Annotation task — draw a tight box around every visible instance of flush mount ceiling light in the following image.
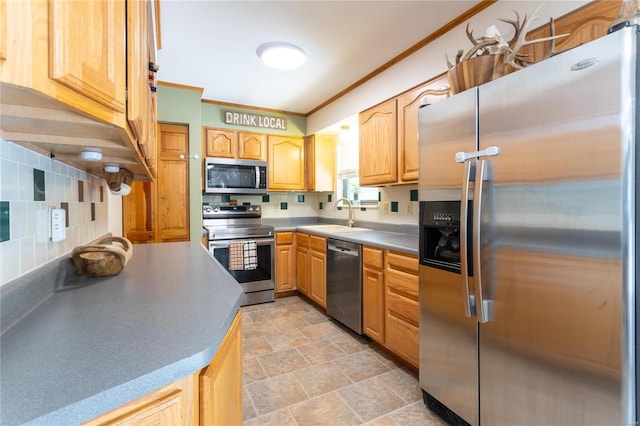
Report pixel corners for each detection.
[257,42,306,70]
[80,150,102,162]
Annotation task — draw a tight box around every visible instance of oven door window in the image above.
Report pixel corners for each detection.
[211,242,271,283]
[207,164,257,189]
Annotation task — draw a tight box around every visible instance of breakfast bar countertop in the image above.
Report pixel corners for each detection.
[0,241,243,426]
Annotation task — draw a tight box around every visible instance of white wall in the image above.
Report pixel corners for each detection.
[307,0,590,134]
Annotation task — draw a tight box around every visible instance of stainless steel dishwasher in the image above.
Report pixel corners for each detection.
[326,238,362,334]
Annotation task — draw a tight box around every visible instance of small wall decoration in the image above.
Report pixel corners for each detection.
[224,111,287,130]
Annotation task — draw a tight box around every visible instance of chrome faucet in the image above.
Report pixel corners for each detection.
[335,198,355,227]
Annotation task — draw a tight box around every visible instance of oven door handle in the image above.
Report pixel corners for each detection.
[209,238,274,249]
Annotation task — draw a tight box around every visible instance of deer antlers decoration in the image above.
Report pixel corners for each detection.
[447,2,569,70]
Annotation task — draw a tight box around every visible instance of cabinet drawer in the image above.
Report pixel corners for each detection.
[386,251,419,275]
[386,291,419,326]
[276,232,294,245]
[296,232,309,247]
[385,313,419,368]
[309,235,326,252]
[363,246,384,270]
[385,268,418,301]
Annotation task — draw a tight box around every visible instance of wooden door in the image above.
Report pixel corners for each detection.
[157,123,189,242]
[362,246,385,344]
[397,76,450,182]
[238,131,267,160]
[359,99,397,185]
[268,135,305,190]
[49,0,126,113]
[205,128,236,158]
[200,312,242,425]
[122,181,156,244]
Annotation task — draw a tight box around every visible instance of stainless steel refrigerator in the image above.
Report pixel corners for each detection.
[418,26,638,426]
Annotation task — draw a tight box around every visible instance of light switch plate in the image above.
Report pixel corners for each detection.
[51,208,66,242]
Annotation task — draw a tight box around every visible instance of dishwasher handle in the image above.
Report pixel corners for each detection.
[327,242,360,257]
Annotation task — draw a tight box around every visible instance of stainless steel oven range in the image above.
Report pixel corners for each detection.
[203,204,274,306]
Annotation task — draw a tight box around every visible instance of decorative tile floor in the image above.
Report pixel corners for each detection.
[241,295,446,426]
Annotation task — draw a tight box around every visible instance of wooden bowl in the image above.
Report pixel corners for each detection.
[72,236,133,277]
[447,54,515,94]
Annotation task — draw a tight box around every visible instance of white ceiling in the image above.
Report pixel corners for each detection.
[156,1,482,115]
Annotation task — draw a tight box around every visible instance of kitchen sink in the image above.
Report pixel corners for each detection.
[297,224,370,233]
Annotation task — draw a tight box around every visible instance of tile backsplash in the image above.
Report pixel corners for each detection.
[202,184,419,226]
[0,139,108,287]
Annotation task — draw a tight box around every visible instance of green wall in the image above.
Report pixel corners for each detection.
[157,85,307,241]
[157,85,203,242]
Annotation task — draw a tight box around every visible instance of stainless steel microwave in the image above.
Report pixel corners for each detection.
[204,157,268,194]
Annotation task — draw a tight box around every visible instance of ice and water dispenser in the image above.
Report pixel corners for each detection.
[419,200,473,275]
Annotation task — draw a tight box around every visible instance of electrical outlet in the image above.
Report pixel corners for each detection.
[381,202,389,214]
[51,208,66,242]
[407,202,413,215]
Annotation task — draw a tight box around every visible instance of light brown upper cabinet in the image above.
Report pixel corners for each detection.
[204,128,237,158]
[128,0,157,177]
[238,131,268,160]
[359,99,398,186]
[203,127,267,161]
[397,75,450,182]
[305,134,336,192]
[267,135,305,191]
[0,0,156,180]
[519,1,619,64]
[359,75,450,186]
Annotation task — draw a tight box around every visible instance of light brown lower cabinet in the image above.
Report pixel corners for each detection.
[199,312,242,425]
[362,246,385,344]
[84,312,242,426]
[308,235,327,308]
[362,248,419,369]
[384,251,419,368]
[295,233,310,296]
[275,232,296,293]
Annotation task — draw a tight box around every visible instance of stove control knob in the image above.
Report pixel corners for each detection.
[213,207,220,213]
[203,206,212,213]
[254,206,260,212]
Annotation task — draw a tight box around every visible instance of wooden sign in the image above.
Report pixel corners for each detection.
[224,111,287,130]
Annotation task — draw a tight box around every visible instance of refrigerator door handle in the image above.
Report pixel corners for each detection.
[455,145,500,163]
[460,159,476,318]
[474,158,493,323]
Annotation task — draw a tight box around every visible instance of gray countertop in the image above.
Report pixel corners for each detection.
[0,242,243,426]
[263,219,418,255]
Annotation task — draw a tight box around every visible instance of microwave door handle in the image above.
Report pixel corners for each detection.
[255,166,260,189]
[460,159,476,318]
